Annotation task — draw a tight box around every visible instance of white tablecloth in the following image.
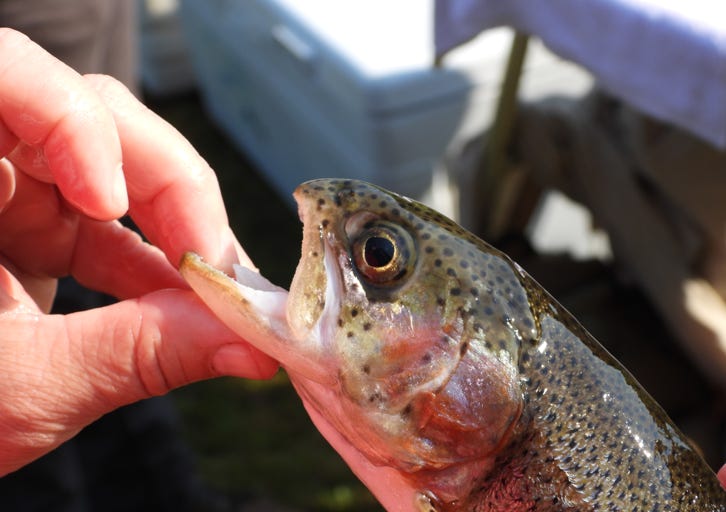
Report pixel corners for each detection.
[435,0,726,148]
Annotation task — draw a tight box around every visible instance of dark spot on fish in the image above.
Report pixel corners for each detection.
[363,322,372,331]
[446,267,457,277]
[369,392,382,403]
[333,193,342,206]
[317,198,325,206]
[312,251,319,257]
[460,341,469,356]
[434,259,442,267]
[337,318,343,327]
[425,246,434,254]
[470,288,479,297]
[347,331,354,338]
[422,233,431,240]
[498,339,507,349]
[436,297,446,306]
[391,208,400,216]
[415,223,424,230]
[421,353,432,363]
[351,308,359,317]
[450,288,461,296]
[442,247,453,257]
[401,403,413,417]
[321,219,329,227]
[459,260,469,269]
[362,364,371,374]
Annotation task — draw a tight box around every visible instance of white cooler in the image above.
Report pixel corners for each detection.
[178,0,590,216]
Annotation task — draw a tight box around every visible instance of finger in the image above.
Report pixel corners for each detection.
[0,161,78,277]
[0,289,278,476]
[70,218,186,300]
[719,464,726,489]
[84,74,249,273]
[62,290,278,406]
[0,159,15,214]
[0,28,127,219]
[0,261,45,312]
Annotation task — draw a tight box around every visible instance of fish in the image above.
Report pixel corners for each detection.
[180,179,726,511]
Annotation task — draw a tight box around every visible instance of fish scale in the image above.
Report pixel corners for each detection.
[290,179,726,511]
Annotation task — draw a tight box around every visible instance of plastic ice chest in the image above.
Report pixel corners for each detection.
[178,0,587,212]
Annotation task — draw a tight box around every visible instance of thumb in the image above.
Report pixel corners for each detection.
[63,290,279,407]
[0,289,277,475]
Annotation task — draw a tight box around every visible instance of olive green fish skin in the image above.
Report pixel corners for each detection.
[293,179,726,511]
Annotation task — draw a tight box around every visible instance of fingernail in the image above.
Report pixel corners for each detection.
[111,163,129,213]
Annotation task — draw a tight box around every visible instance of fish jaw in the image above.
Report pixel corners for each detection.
[179,252,334,385]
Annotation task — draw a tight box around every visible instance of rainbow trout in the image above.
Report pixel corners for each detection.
[180,179,726,511]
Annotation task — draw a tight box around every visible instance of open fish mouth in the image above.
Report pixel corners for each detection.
[179,252,334,386]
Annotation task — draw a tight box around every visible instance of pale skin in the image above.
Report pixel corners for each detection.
[0,27,722,508]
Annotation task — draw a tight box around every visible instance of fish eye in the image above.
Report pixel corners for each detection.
[363,236,395,268]
[351,222,416,285]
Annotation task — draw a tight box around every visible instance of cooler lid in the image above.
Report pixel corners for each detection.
[266,0,513,114]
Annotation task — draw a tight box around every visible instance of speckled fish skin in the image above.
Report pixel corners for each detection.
[291,178,726,512]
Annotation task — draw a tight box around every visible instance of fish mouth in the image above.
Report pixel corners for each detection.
[179,252,335,386]
[311,235,344,353]
[288,201,347,342]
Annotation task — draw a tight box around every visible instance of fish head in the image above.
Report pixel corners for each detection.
[289,179,532,485]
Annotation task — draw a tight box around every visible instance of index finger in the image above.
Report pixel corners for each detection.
[0,28,127,220]
[84,74,252,273]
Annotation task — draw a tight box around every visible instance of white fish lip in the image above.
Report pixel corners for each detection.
[179,252,335,386]
[309,233,344,357]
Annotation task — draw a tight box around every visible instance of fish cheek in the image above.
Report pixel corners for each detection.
[410,349,523,464]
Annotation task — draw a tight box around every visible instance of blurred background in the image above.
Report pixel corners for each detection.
[1,0,725,510]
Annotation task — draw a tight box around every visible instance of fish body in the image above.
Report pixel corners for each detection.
[181,179,726,511]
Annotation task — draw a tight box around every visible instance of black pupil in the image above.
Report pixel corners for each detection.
[364,236,395,268]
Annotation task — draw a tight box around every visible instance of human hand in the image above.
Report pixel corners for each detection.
[0,28,277,475]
